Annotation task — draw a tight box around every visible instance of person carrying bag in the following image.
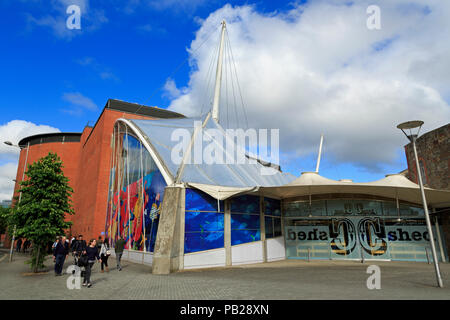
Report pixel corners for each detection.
[99,237,111,273]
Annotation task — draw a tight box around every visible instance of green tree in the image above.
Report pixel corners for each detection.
[10,152,74,272]
[0,206,11,235]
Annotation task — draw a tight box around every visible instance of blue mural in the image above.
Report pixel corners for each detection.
[185,188,225,254]
[185,211,224,233]
[230,194,260,214]
[231,213,261,246]
[184,232,224,254]
[143,170,166,252]
[185,188,224,212]
[264,197,281,216]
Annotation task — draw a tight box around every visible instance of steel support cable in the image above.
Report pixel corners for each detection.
[134,24,221,115]
[199,33,221,118]
[226,34,240,129]
[224,36,230,129]
[226,29,249,130]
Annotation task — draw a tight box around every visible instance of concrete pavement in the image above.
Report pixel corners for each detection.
[1,249,449,300]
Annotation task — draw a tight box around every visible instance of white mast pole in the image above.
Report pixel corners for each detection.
[212,20,227,123]
[315,134,324,173]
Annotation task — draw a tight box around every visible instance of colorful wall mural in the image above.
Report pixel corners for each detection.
[105,128,166,253]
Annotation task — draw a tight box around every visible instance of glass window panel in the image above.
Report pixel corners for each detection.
[231,213,260,230]
[327,200,353,216]
[352,200,382,216]
[184,232,224,254]
[230,195,260,214]
[273,218,282,237]
[185,211,224,233]
[264,197,281,216]
[399,204,424,216]
[382,201,398,216]
[310,201,326,216]
[185,188,223,212]
[283,202,310,217]
[265,217,274,238]
[231,229,260,246]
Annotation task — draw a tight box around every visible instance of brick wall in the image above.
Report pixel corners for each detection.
[71,109,158,241]
[405,123,449,190]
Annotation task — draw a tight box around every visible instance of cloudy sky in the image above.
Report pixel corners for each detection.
[0,0,449,201]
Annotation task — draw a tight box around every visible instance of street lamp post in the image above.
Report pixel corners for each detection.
[397,121,444,288]
[4,141,29,263]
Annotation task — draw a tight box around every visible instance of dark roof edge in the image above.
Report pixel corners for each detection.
[82,99,186,147]
[18,132,82,147]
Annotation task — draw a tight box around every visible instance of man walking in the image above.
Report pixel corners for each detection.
[72,235,86,265]
[53,236,69,276]
[115,236,125,271]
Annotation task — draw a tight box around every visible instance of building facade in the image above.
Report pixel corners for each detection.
[6,109,450,272]
[3,100,183,248]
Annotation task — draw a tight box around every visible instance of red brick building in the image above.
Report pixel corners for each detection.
[5,99,183,245]
[404,122,450,254]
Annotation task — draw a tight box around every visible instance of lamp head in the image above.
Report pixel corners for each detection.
[397,120,424,142]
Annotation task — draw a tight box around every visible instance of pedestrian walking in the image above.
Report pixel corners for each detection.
[115,235,125,271]
[72,234,86,265]
[16,238,22,252]
[97,235,103,250]
[99,237,111,273]
[83,239,101,288]
[23,239,31,253]
[53,236,69,276]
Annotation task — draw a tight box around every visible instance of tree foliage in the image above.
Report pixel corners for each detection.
[0,206,11,235]
[11,152,74,272]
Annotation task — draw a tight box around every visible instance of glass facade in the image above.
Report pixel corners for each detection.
[264,197,282,239]
[230,195,261,246]
[184,191,283,252]
[184,188,225,253]
[105,123,166,252]
[283,197,447,262]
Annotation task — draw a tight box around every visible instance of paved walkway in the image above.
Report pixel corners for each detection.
[1,249,450,300]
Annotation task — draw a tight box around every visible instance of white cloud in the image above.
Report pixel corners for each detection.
[0,163,18,202]
[167,1,450,173]
[0,120,60,201]
[62,92,98,115]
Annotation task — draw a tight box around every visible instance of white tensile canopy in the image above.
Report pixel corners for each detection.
[119,117,450,207]
[258,172,450,208]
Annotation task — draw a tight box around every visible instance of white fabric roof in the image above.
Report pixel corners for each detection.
[124,116,295,198]
[258,172,450,208]
[122,117,450,207]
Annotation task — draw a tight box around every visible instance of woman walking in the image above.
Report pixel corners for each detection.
[99,237,111,273]
[83,239,101,288]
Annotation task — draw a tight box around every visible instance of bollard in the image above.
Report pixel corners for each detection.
[425,247,431,264]
[361,246,365,264]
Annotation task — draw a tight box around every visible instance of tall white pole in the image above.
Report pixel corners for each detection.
[412,136,443,288]
[315,134,324,173]
[212,20,227,123]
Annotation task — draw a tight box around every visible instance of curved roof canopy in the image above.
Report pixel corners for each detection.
[259,172,450,208]
[119,117,450,206]
[119,116,295,199]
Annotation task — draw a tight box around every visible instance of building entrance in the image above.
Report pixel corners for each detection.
[284,217,447,262]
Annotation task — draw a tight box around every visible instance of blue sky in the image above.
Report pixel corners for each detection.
[0,0,296,131]
[1,0,449,200]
